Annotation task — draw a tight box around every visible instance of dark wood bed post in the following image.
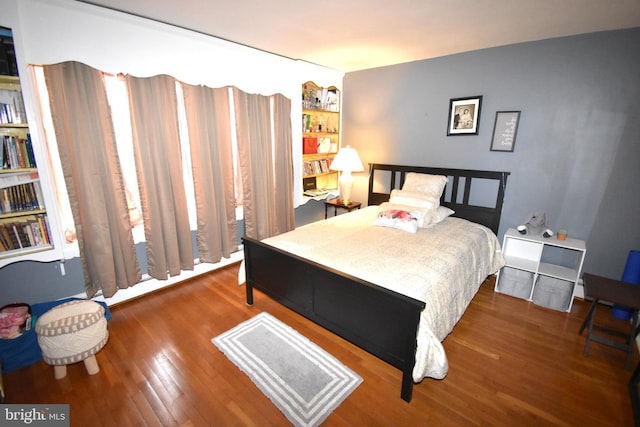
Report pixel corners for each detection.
[244,246,254,306]
[245,279,254,306]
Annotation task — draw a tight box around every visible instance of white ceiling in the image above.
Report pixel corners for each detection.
[79,0,640,72]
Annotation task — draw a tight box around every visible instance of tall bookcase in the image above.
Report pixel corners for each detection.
[0,74,54,266]
[302,81,340,197]
[0,26,62,269]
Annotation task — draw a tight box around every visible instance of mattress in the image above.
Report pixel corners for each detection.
[257,205,505,381]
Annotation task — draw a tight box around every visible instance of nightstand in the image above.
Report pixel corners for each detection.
[324,199,361,219]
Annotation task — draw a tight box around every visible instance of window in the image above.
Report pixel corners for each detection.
[103,74,145,238]
[31,66,248,254]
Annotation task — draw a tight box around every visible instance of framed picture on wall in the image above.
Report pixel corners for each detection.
[447,96,482,136]
[490,111,521,152]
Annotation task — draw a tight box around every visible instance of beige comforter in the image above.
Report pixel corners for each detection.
[256,206,505,382]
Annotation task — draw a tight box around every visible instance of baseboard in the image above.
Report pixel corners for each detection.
[574,281,584,299]
[71,250,244,307]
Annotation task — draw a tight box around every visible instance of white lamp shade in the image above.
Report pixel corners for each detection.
[330,145,364,173]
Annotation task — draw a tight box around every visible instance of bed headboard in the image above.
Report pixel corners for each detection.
[367,164,510,234]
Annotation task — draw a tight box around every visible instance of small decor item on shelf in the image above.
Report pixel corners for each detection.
[557,229,567,240]
[303,137,317,154]
[317,137,332,153]
[516,212,553,238]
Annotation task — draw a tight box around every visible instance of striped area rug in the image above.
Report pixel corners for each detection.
[212,312,362,427]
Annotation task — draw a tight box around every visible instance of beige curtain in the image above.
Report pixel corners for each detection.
[181,84,237,262]
[125,75,194,279]
[43,62,140,298]
[234,88,294,239]
[272,94,295,233]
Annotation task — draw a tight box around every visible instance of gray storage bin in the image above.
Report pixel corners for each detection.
[497,267,534,299]
[532,276,573,311]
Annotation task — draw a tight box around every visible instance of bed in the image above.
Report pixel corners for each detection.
[241,164,509,402]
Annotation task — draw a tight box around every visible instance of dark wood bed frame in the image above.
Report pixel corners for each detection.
[242,164,509,402]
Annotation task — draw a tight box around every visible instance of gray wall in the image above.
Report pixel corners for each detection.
[342,28,640,280]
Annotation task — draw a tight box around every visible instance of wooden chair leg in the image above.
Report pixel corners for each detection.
[627,310,640,370]
[54,365,67,380]
[583,302,598,357]
[629,361,640,425]
[579,299,598,335]
[84,355,100,375]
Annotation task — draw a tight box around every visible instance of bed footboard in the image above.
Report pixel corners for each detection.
[242,236,425,402]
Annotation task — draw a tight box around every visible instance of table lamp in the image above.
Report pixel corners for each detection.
[329,145,364,205]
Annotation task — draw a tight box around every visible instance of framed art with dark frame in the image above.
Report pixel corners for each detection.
[490,111,521,152]
[447,96,482,136]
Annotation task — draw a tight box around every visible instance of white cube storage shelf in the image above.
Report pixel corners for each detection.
[495,228,586,312]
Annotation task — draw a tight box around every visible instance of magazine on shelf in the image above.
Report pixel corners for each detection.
[303,188,329,197]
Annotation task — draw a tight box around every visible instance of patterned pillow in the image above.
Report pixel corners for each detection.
[373,202,427,233]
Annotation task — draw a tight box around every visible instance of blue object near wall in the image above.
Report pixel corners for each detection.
[612,250,640,320]
[0,298,111,373]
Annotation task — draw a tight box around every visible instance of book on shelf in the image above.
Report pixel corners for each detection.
[33,180,44,209]
[0,88,26,124]
[1,134,36,169]
[0,33,18,77]
[0,214,50,252]
[302,158,333,177]
[0,223,14,249]
[0,181,42,214]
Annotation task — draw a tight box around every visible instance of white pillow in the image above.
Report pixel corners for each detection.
[389,189,439,210]
[373,202,429,233]
[401,173,448,200]
[419,206,456,229]
[433,206,455,224]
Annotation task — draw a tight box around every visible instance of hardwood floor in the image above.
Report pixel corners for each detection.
[4,263,637,426]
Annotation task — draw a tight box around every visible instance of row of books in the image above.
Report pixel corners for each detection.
[0,214,51,252]
[303,158,332,177]
[0,89,26,124]
[1,181,44,214]
[2,134,36,170]
[0,33,18,77]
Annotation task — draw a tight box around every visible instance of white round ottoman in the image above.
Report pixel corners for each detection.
[36,300,109,380]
